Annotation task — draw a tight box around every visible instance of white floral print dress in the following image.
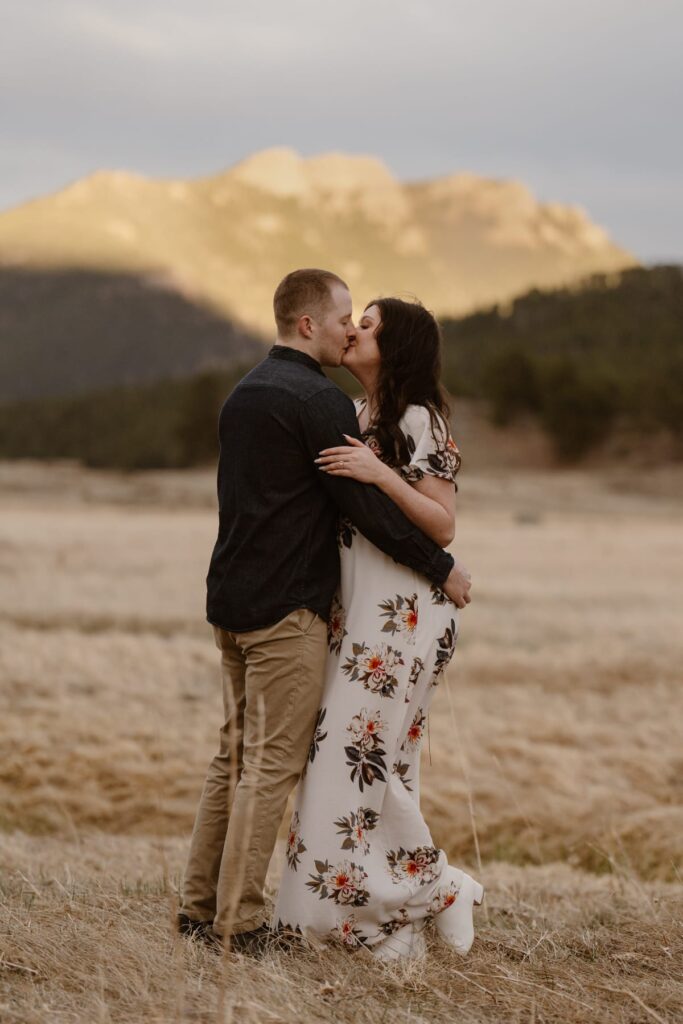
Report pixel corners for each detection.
[274,403,463,954]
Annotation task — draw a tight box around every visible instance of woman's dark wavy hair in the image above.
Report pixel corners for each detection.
[364,297,451,468]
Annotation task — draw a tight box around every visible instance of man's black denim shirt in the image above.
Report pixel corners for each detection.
[206,345,454,632]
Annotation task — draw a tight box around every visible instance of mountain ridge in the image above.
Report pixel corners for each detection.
[0,148,635,333]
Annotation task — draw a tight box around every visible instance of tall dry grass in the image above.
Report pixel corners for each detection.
[2,832,681,1024]
[1,460,682,1022]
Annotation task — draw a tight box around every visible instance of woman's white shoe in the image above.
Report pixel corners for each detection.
[373,922,427,961]
[433,868,484,955]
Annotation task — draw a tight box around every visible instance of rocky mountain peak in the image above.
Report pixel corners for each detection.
[0,148,636,332]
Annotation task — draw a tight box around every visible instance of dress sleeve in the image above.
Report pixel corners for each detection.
[399,405,462,489]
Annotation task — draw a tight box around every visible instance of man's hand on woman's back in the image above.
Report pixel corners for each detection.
[442,558,472,609]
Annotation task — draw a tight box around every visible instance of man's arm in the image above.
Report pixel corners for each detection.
[300,387,454,587]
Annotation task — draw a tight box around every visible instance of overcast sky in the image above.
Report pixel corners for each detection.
[1,0,681,261]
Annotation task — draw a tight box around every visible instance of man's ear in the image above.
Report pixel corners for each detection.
[297,314,314,339]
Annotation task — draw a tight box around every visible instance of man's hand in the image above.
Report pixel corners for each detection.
[441,558,472,609]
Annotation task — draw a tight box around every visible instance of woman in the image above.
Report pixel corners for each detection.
[274,298,483,960]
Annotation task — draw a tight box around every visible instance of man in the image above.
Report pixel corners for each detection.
[178,268,471,955]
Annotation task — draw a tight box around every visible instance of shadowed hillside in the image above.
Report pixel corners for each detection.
[0,267,264,401]
[1,266,681,467]
[441,265,683,458]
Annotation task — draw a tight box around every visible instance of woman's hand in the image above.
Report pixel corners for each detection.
[315,434,387,485]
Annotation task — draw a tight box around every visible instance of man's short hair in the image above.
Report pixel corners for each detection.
[273,268,348,336]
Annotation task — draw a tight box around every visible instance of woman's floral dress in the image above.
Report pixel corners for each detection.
[274,403,463,953]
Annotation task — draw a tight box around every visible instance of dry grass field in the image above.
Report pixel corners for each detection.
[1,459,682,1023]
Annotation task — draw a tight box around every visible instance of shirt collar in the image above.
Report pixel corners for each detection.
[268,344,325,376]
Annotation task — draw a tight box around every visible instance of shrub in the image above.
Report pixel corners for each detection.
[538,358,618,460]
[483,347,540,425]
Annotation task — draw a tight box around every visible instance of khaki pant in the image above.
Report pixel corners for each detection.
[181,608,328,936]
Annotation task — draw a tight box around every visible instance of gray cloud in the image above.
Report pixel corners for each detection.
[0,0,681,259]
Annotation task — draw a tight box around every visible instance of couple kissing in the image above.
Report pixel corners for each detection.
[177,268,482,962]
